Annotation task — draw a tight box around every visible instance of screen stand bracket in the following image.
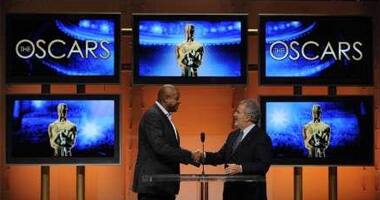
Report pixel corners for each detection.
[77,166,85,200]
[329,166,337,200]
[200,181,209,200]
[328,86,337,96]
[293,85,302,96]
[294,167,302,200]
[41,166,50,200]
[77,84,85,94]
[41,84,51,94]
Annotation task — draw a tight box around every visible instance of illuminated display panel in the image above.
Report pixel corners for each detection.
[259,15,373,85]
[260,96,374,165]
[6,95,120,164]
[6,13,120,83]
[133,14,247,84]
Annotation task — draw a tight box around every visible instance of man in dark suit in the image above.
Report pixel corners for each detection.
[201,99,272,200]
[133,84,200,200]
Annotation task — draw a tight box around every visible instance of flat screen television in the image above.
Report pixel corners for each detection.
[260,96,374,165]
[133,13,247,84]
[259,15,373,85]
[6,95,120,164]
[6,13,120,83]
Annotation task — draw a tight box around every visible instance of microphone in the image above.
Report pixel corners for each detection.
[200,132,206,175]
[200,132,205,143]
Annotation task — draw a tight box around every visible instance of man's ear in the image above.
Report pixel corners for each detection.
[245,114,251,122]
[247,114,256,123]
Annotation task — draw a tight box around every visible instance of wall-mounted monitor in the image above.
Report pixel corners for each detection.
[6,95,120,164]
[133,13,247,84]
[260,96,373,165]
[259,15,373,85]
[6,13,120,83]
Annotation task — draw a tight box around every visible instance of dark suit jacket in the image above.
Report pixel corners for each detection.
[205,126,272,200]
[133,104,195,195]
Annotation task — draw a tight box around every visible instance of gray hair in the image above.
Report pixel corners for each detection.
[240,99,261,124]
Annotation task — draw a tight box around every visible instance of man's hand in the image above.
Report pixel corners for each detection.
[225,164,242,175]
[192,150,202,163]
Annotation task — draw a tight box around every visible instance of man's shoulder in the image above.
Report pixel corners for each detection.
[147,104,159,113]
[227,129,241,139]
[143,105,163,118]
[258,129,273,147]
[229,129,240,135]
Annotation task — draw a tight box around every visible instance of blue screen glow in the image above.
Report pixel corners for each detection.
[7,14,119,81]
[137,20,243,77]
[9,99,116,157]
[264,99,372,164]
[261,16,372,84]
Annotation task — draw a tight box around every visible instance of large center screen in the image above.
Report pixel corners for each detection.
[133,14,247,84]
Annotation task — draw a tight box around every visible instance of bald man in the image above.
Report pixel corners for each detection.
[133,84,200,200]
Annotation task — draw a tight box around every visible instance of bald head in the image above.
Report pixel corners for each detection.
[157,84,180,112]
[157,84,177,101]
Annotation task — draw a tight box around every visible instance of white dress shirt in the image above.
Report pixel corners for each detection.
[240,123,256,142]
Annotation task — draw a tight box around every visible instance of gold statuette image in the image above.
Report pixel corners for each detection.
[48,103,77,157]
[303,105,331,158]
[176,24,204,77]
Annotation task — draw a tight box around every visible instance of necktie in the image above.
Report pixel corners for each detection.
[232,130,244,152]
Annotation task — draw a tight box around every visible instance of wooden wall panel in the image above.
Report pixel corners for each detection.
[50,166,76,200]
[7,166,40,200]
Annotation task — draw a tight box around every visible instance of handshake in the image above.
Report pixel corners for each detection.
[191,150,203,163]
[190,150,243,175]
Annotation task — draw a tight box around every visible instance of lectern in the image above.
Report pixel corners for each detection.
[143,174,265,200]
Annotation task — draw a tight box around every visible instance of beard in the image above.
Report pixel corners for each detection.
[167,104,179,112]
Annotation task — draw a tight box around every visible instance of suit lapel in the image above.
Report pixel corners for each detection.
[228,126,259,159]
[176,129,180,145]
[153,105,179,145]
[226,130,240,160]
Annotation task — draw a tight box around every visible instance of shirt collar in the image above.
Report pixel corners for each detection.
[155,101,171,118]
[242,123,256,135]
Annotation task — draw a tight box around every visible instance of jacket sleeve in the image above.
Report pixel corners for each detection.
[204,134,231,166]
[241,134,272,175]
[142,111,193,164]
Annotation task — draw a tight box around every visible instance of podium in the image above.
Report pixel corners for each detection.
[143,174,265,200]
